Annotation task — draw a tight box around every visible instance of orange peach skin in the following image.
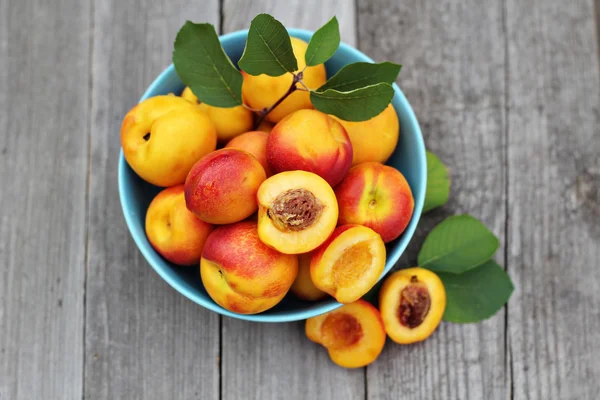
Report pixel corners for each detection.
[225,131,273,176]
[306,300,386,368]
[121,96,217,186]
[310,224,386,303]
[145,185,213,266]
[332,104,399,166]
[201,221,298,314]
[290,253,327,301]
[267,109,353,187]
[185,149,266,224]
[181,86,254,142]
[335,162,414,243]
[242,37,327,123]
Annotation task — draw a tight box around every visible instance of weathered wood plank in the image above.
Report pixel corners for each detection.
[505,0,600,398]
[357,1,509,399]
[84,2,220,399]
[0,0,90,398]
[220,2,365,400]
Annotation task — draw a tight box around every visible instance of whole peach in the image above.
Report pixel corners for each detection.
[225,131,273,176]
[242,37,327,123]
[145,185,214,266]
[267,109,353,187]
[121,96,217,186]
[332,104,399,166]
[185,149,266,224]
[201,221,298,314]
[335,162,414,243]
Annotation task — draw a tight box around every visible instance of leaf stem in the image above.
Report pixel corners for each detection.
[253,72,302,128]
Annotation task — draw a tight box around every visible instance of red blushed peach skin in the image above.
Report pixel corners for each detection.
[185,148,266,224]
[310,225,386,303]
[290,253,327,301]
[145,185,214,266]
[335,162,414,243]
[200,221,298,314]
[225,131,273,176]
[379,268,446,344]
[257,171,338,254]
[267,109,353,187]
[306,300,386,368]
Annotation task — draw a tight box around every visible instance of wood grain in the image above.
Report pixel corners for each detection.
[357,1,509,399]
[505,0,600,398]
[0,0,90,398]
[220,2,365,400]
[83,1,220,399]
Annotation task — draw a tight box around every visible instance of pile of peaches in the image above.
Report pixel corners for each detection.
[122,38,444,368]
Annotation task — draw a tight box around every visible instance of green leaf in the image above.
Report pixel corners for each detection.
[238,14,298,76]
[310,83,394,122]
[439,260,514,323]
[423,151,451,213]
[305,17,340,66]
[173,22,243,108]
[418,215,499,274]
[317,62,401,92]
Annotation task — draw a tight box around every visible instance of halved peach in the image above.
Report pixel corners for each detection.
[379,267,446,344]
[306,300,386,368]
[257,171,338,254]
[290,252,327,301]
[310,225,386,303]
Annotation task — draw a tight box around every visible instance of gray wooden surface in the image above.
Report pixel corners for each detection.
[1,0,599,399]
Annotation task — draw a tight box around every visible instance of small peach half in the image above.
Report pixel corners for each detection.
[257,170,338,254]
[379,267,446,344]
[311,225,386,304]
[306,300,386,368]
[290,252,327,301]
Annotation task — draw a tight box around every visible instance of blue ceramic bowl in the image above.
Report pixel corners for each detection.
[118,28,426,322]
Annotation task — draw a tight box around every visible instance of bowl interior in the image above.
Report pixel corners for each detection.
[118,29,426,322]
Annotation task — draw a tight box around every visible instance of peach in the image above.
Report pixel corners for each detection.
[290,252,327,301]
[225,131,273,176]
[200,221,298,314]
[379,268,446,344]
[181,86,254,142]
[145,185,213,266]
[311,224,386,304]
[185,148,266,224]
[256,120,274,133]
[306,300,386,368]
[332,104,399,166]
[267,109,353,187]
[242,37,327,123]
[335,162,414,243]
[257,171,338,254]
[121,96,217,186]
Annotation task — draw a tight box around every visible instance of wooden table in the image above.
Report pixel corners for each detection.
[2,0,599,398]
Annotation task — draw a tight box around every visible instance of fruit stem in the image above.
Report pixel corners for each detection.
[253,72,303,129]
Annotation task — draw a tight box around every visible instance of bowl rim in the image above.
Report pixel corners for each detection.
[118,28,426,322]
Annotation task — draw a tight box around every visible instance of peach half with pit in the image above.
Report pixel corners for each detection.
[379,267,446,344]
[310,224,386,304]
[257,170,338,255]
[306,300,386,368]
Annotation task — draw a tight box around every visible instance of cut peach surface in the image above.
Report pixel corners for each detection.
[379,268,446,344]
[290,252,327,301]
[184,148,266,224]
[200,221,298,314]
[257,171,338,254]
[145,185,213,266]
[306,300,386,368]
[335,162,414,243]
[310,225,386,304]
